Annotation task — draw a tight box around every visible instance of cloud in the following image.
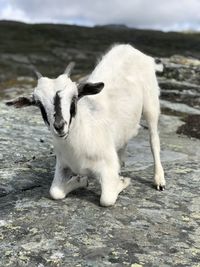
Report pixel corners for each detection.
[0,0,199,31]
[0,1,29,22]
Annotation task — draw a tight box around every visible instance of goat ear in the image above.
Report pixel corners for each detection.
[78,82,104,99]
[6,96,35,108]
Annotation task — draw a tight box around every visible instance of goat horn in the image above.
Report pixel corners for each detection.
[34,70,43,79]
[30,64,43,79]
[64,62,75,76]
[28,58,43,79]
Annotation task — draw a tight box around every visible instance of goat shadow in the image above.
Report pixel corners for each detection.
[7,154,101,206]
[1,154,156,211]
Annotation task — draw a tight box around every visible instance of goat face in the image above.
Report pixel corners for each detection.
[33,74,78,139]
[6,73,104,139]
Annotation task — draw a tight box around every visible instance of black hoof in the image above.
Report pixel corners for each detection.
[157,185,165,191]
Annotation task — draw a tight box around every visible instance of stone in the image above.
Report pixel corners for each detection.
[0,39,200,266]
[0,89,200,266]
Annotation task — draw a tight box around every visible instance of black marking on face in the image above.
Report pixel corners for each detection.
[70,96,77,116]
[37,101,50,126]
[69,95,77,126]
[54,91,62,121]
[53,92,78,134]
[54,91,65,132]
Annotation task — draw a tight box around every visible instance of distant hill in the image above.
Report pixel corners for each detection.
[0,20,199,80]
[95,24,129,29]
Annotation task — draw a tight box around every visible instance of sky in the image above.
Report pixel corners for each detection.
[0,0,199,32]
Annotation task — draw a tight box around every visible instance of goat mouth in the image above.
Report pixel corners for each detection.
[58,132,69,139]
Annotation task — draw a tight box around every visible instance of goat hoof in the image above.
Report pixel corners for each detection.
[50,187,66,200]
[156,185,165,191]
[100,197,116,207]
[119,177,131,192]
[154,173,165,192]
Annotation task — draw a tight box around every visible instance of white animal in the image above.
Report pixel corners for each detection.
[7,44,165,206]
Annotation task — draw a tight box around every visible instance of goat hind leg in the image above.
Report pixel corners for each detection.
[144,110,165,190]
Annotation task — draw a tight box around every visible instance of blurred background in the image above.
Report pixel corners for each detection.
[0,0,199,138]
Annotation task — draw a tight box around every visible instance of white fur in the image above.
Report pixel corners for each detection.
[34,44,165,206]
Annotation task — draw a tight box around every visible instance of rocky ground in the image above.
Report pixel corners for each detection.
[0,23,200,267]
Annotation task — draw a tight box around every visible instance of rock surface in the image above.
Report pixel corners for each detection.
[0,58,200,267]
[0,105,200,267]
[0,27,200,267]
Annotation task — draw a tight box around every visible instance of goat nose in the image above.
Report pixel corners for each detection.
[54,120,65,132]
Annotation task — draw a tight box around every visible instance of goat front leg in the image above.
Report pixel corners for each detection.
[50,161,88,200]
[100,174,130,207]
[96,155,130,207]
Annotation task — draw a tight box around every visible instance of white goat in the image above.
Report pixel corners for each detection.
[7,44,165,206]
